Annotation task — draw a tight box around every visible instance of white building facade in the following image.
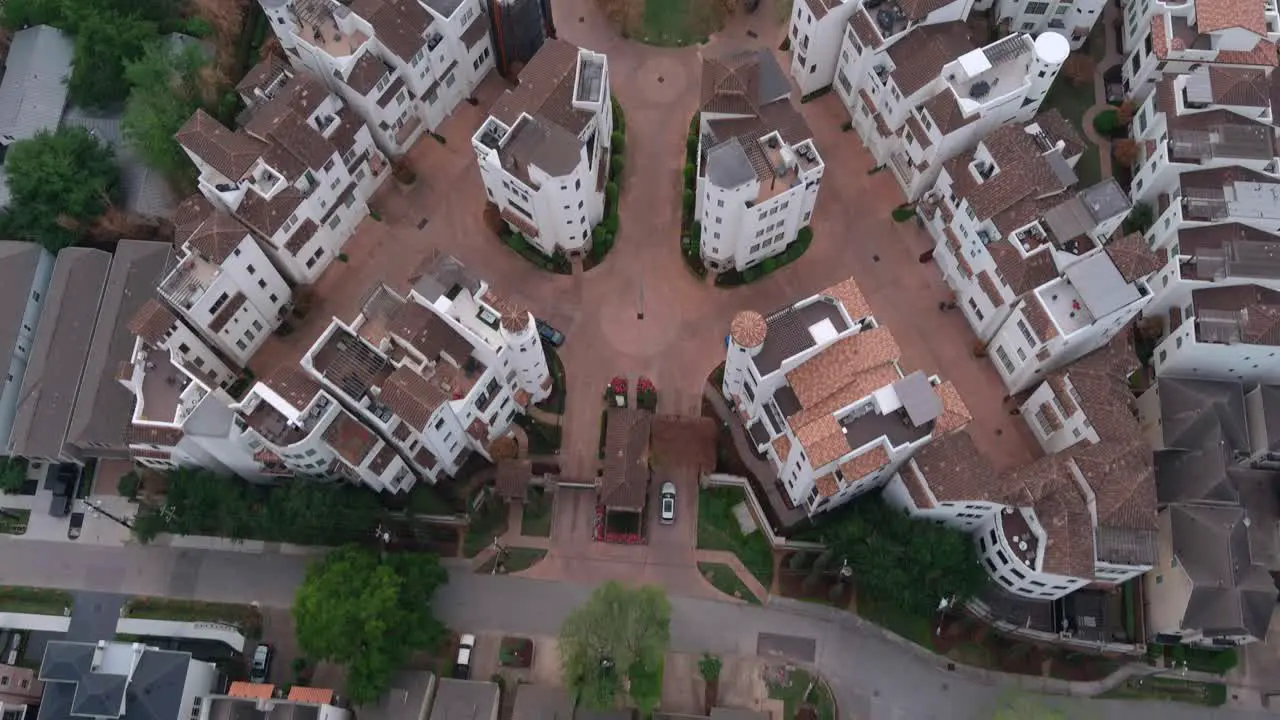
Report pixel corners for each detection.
[259,0,495,155]
[473,40,612,258]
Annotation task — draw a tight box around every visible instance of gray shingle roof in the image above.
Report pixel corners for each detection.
[1170,503,1277,640]
[66,240,172,453]
[61,107,179,218]
[37,642,196,720]
[0,25,74,142]
[8,249,111,459]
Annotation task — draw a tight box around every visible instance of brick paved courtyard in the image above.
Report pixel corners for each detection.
[249,0,1040,519]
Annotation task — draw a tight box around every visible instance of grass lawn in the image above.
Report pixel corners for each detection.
[477,547,546,574]
[636,0,725,46]
[855,592,935,650]
[521,490,554,538]
[464,499,509,557]
[514,414,562,454]
[1042,78,1101,186]
[0,586,72,615]
[406,484,464,516]
[1101,677,1226,706]
[124,597,262,635]
[697,487,774,588]
[698,562,762,604]
[0,508,30,535]
[767,668,836,720]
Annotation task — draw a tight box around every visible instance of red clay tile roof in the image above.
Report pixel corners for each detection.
[887,22,975,97]
[238,187,306,239]
[839,445,890,482]
[1105,232,1165,283]
[380,366,449,430]
[264,365,323,410]
[482,289,532,333]
[1195,0,1267,35]
[346,52,391,95]
[977,270,1003,308]
[786,327,901,407]
[815,472,840,498]
[492,39,594,136]
[601,407,651,509]
[128,299,176,346]
[175,110,265,180]
[901,464,935,508]
[850,10,883,51]
[1047,374,1078,416]
[185,209,250,264]
[731,311,768,348]
[910,430,997,503]
[920,90,975,136]
[989,244,1057,296]
[821,277,873,319]
[943,227,973,279]
[1209,66,1271,106]
[284,219,319,255]
[236,56,290,97]
[932,380,971,435]
[772,433,792,460]
[1034,109,1087,160]
[350,0,432,62]
[287,687,335,705]
[172,194,217,245]
[1021,296,1060,342]
[496,459,532,500]
[795,416,849,470]
[228,683,275,700]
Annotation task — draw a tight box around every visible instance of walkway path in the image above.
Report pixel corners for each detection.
[1082,1,1128,180]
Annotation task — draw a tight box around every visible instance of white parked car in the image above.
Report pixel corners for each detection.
[453,634,476,678]
[660,482,677,524]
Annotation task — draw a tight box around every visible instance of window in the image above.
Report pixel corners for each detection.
[995,345,1015,374]
[717,199,724,208]
[236,339,248,351]
[750,243,761,252]
[179,343,191,354]
[444,72,456,88]
[967,297,984,321]
[1021,21,1036,30]
[1017,320,1036,346]
[252,320,263,332]
[1055,3,1069,12]
[1026,0,1049,11]
[269,293,279,303]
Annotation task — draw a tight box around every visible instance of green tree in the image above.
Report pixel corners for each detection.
[68,9,159,108]
[698,653,722,683]
[0,127,118,251]
[825,496,986,617]
[0,457,27,494]
[294,547,448,704]
[123,40,208,182]
[560,582,671,710]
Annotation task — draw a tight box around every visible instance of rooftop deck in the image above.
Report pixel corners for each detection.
[998,506,1040,571]
[753,299,851,376]
[139,347,190,423]
[945,36,1034,111]
[1038,281,1093,336]
[294,0,368,58]
[310,328,393,401]
[754,135,803,204]
[160,255,218,310]
[839,406,933,452]
[245,392,330,447]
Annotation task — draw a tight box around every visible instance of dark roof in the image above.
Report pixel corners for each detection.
[9,249,112,459]
[350,0,432,62]
[699,48,792,114]
[175,110,266,180]
[495,459,531,501]
[428,680,500,720]
[511,684,573,720]
[1034,109,1087,160]
[497,115,583,182]
[1192,284,1280,346]
[490,39,594,136]
[887,22,975,97]
[1170,503,1277,640]
[347,52,391,95]
[945,122,1071,221]
[601,407,651,510]
[67,241,172,451]
[461,14,490,49]
[1154,377,1250,505]
[388,301,474,363]
[38,643,196,720]
[919,90,974,136]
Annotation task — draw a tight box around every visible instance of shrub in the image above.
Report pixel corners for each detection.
[683,189,695,218]
[691,222,702,243]
[1122,203,1154,234]
[611,131,625,152]
[891,206,917,222]
[605,181,618,208]
[184,17,214,37]
[796,225,813,246]
[840,120,853,131]
[337,252,350,262]
[611,94,625,133]
[604,213,619,235]
[684,163,696,186]
[1092,109,1122,138]
[118,471,141,500]
[780,37,791,51]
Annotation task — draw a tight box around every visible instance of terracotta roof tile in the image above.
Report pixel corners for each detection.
[492,39,594,136]
[771,433,792,460]
[794,414,850,469]
[601,407,651,509]
[350,0,432,62]
[988,244,1057,295]
[229,683,275,700]
[1195,0,1267,35]
[175,110,265,180]
[910,430,997,502]
[1047,374,1078,416]
[380,366,450,430]
[1209,66,1271,106]
[236,56,290,96]
[788,363,902,430]
[901,464,936,508]
[887,22,975,97]
[1192,284,1280,345]
[346,53,390,95]
[920,90,975,135]
[1105,232,1164,283]
[1034,109,1087,160]
[850,10,883,51]
[839,445,890,481]
[815,472,840,498]
[129,423,184,447]
[496,459,531,500]
[1022,296,1059,342]
[932,380,971,435]
[731,311,768,348]
[287,687,334,705]
[264,365,323,410]
[786,327,901,408]
[820,277,872,319]
[128,299,176,346]
[944,122,1069,221]
[185,209,249,264]
[208,293,246,334]
[482,289,531,333]
[977,270,1003,308]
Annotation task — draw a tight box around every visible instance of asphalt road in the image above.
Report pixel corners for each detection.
[0,539,1268,719]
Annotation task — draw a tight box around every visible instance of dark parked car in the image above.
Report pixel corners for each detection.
[249,644,272,683]
[67,512,84,540]
[536,320,565,347]
[48,464,78,518]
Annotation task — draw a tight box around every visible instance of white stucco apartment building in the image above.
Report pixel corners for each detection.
[721,277,973,517]
[834,16,1067,200]
[974,0,1107,48]
[697,49,824,273]
[158,196,293,367]
[299,257,551,491]
[1121,0,1280,99]
[883,334,1157,599]
[473,39,612,258]
[176,63,388,286]
[260,0,495,154]
[922,121,1164,393]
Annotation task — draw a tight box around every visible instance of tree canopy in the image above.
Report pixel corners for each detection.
[560,582,671,712]
[294,547,449,704]
[123,39,211,184]
[819,495,987,617]
[131,468,383,545]
[0,127,118,251]
[0,458,27,494]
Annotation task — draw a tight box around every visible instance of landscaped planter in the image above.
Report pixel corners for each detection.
[499,636,534,668]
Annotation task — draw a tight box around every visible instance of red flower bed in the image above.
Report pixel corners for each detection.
[610,376,628,394]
